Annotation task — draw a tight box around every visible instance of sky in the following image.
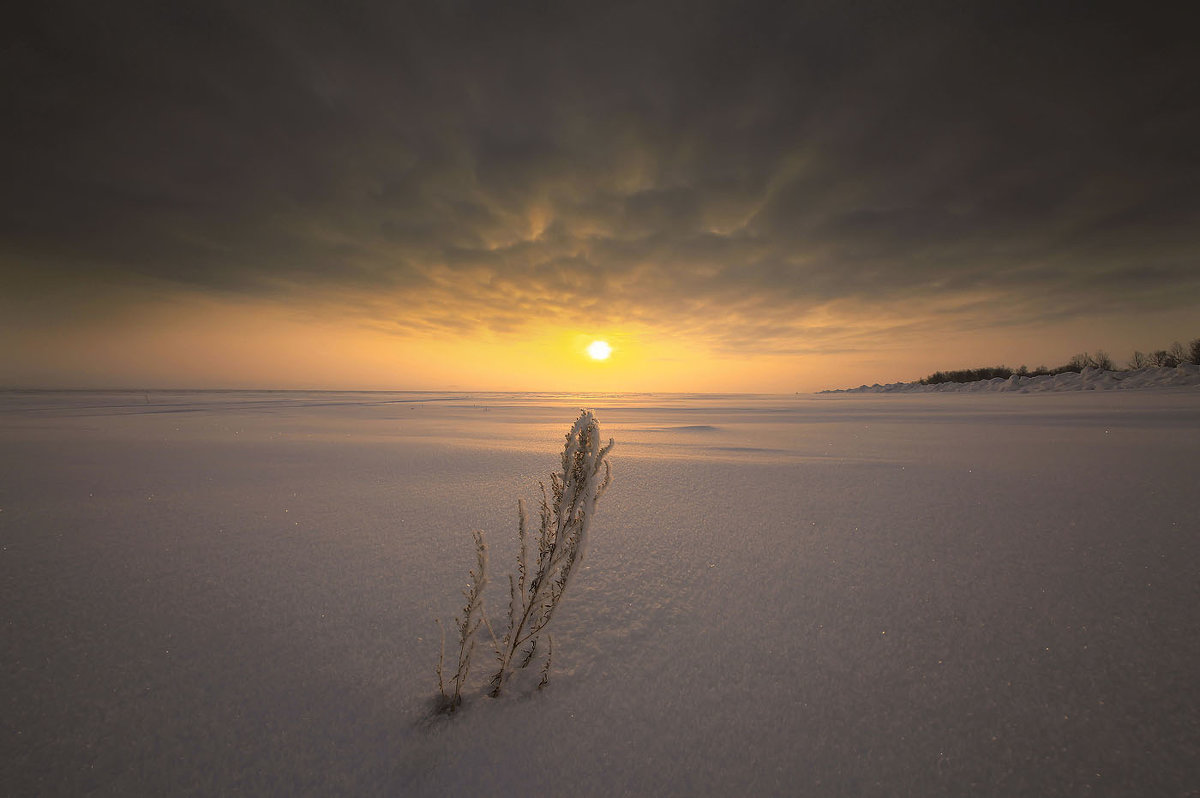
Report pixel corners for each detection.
[3,1,1198,392]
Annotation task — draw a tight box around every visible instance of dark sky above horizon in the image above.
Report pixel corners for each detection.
[3,1,1198,390]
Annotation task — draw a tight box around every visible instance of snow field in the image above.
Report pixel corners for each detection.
[2,390,1198,796]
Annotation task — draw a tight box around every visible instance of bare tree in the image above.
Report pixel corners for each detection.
[1149,350,1177,367]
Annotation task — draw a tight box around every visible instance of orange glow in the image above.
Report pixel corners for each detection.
[6,282,1196,393]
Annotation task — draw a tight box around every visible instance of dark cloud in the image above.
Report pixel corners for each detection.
[3,0,1198,352]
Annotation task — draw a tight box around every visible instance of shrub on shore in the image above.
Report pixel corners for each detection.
[919,339,1197,385]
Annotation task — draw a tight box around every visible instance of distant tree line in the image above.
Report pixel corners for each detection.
[919,337,1200,385]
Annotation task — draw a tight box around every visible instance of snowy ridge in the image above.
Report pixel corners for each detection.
[824,363,1200,393]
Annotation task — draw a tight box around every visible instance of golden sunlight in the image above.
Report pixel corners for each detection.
[587,340,612,360]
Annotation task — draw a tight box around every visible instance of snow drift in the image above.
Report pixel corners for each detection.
[825,363,1200,393]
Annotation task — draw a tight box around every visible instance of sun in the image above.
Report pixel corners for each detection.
[587,340,612,360]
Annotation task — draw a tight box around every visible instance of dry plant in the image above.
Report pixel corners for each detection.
[434,529,487,713]
[434,410,612,713]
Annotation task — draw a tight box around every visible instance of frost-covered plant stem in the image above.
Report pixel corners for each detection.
[435,529,488,713]
[432,410,612,712]
[489,410,613,696]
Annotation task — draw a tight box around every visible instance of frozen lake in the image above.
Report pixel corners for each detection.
[3,389,1198,795]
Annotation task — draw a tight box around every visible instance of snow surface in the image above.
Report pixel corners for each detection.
[825,363,1200,393]
[2,389,1199,796]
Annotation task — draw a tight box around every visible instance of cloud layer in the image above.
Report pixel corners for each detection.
[4,1,1198,362]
